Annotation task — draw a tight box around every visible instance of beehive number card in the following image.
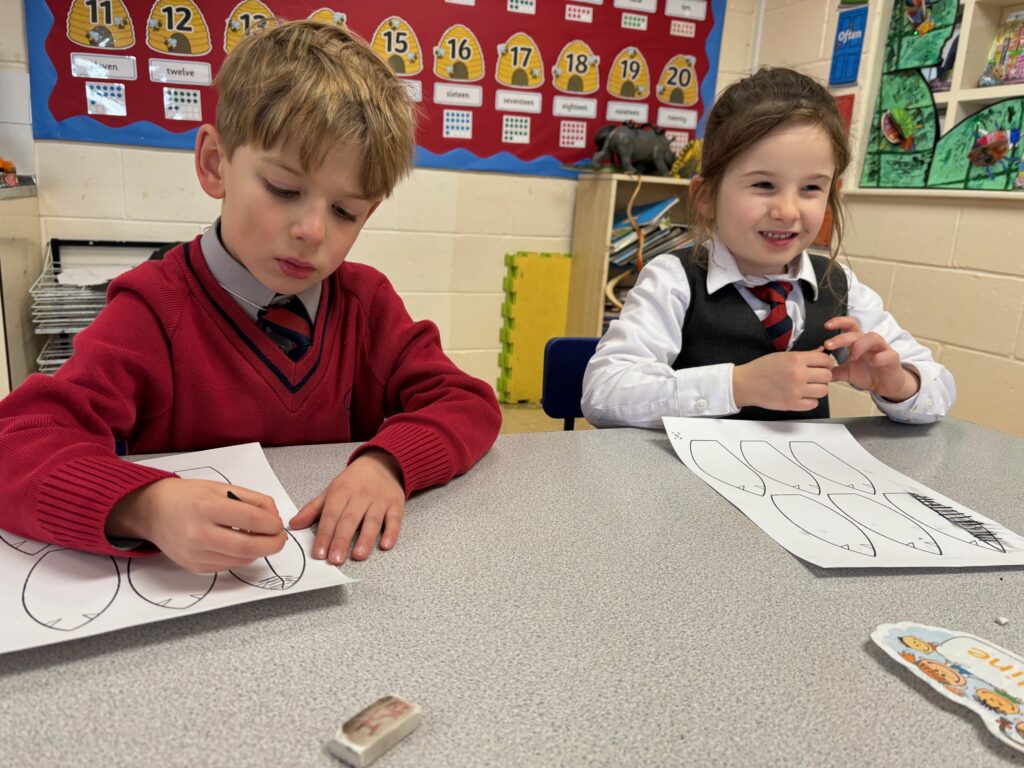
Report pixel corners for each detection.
[872,623,1024,755]
[25,0,725,176]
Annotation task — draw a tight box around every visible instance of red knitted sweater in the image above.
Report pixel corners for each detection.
[0,236,501,555]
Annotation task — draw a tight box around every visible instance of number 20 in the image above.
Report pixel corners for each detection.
[666,66,692,87]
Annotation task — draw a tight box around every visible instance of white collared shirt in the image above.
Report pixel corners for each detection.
[581,241,956,428]
[201,220,321,322]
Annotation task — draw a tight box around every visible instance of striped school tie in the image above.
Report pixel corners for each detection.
[749,281,794,352]
[257,295,313,361]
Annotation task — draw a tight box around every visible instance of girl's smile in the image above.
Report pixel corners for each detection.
[760,230,800,247]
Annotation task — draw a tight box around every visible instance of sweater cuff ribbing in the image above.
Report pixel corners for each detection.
[353,423,456,497]
[37,456,176,556]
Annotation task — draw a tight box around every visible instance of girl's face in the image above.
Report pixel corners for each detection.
[708,122,835,276]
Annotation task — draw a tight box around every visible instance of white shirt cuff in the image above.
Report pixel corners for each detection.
[675,362,738,417]
[870,362,949,424]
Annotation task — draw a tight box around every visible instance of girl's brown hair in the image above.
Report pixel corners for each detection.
[688,67,850,263]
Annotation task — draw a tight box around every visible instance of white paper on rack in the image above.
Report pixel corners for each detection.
[664,417,1024,569]
[0,443,353,655]
[55,265,134,286]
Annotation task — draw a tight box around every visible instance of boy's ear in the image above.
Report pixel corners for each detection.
[194,124,227,200]
[688,174,713,218]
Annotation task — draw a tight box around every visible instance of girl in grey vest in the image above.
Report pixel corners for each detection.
[582,68,955,427]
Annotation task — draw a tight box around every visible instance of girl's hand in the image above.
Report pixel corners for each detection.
[733,350,835,412]
[824,316,920,402]
[107,478,287,573]
[289,449,405,565]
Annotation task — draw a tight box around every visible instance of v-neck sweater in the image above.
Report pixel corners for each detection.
[0,236,501,556]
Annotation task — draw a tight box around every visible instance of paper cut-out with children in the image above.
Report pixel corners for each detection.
[873,622,1024,755]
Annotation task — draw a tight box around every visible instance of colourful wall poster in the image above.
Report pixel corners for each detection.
[927,99,1024,191]
[24,0,726,178]
[860,70,939,188]
[862,0,1022,191]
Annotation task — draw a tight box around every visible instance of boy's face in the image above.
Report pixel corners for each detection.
[201,132,378,295]
[709,122,835,276]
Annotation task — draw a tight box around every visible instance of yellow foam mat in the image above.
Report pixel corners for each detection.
[497,251,571,403]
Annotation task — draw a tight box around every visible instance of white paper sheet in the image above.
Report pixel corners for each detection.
[55,265,134,286]
[664,417,1024,569]
[0,443,353,655]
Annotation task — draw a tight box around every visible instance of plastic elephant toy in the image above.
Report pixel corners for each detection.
[591,122,676,176]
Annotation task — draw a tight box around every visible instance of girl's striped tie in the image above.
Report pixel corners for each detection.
[749,281,794,352]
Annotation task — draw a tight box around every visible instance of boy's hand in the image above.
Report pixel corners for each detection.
[824,316,920,402]
[733,350,835,412]
[289,449,405,565]
[107,478,287,573]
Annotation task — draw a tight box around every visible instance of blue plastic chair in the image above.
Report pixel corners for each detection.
[541,337,600,431]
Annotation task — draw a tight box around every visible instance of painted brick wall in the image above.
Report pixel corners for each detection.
[0,0,42,394]
[757,0,1024,437]
[0,2,574,391]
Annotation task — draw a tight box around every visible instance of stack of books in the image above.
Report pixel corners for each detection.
[610,220,689,268]
[603,196,689,331]
[608,196,687,267]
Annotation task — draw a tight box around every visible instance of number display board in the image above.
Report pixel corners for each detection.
[24,0,724,177]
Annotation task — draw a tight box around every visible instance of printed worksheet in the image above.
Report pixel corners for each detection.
[0,443,353,655]
[664,418,1024,569]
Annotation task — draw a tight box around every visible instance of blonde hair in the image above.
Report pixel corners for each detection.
[688,67,850,265]
[215,19,416,200]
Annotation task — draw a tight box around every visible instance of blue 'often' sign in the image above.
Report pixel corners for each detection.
[830,6,869,86]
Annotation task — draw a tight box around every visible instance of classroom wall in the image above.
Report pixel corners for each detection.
[31,160,575,389]
[0,2,575,391]
[0,4,759,396]
[0,4,756,397]
[0,0,43,393]
[755,0,1024,438]
[9,4,1017,436]
[715,0,757,94]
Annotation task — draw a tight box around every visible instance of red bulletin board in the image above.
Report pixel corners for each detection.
[25,0,725,177]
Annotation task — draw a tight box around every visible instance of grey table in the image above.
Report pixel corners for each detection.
[3,418,1024,767]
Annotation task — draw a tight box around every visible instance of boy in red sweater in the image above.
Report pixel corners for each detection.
[0,20,501,573]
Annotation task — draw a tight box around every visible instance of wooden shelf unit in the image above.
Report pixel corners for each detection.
[565,173,690,337]
[944,0,1024,124]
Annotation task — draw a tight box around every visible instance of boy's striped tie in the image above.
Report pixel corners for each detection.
[749,281,794,352]
[257,295,313,361]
